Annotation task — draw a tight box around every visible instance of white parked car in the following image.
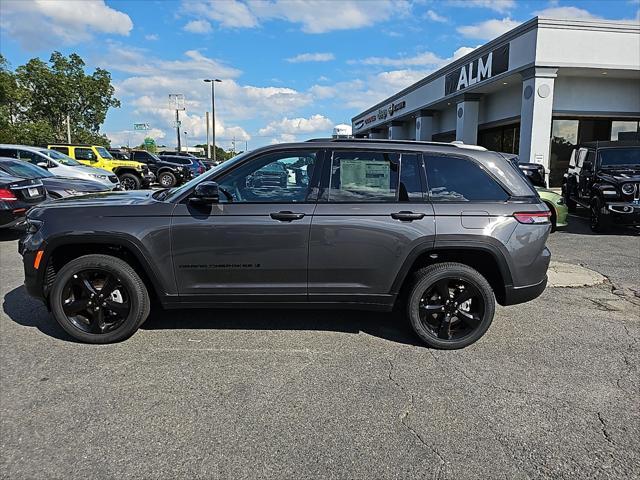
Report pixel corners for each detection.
[0,144,121,190]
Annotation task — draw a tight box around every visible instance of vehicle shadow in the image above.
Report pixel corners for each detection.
[2,285,423,347]
[560,208,640,236]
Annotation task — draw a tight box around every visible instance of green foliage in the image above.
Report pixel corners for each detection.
[0,52,119,147]
[193,143,235,162]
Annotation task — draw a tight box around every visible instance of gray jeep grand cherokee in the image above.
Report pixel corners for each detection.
[20,139,551,349]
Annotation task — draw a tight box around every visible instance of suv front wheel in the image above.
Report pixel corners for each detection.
[119,173,141,190]
[406,262,496,350]
[49,254,151,343]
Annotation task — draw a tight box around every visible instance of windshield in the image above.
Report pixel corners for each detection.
[41,149,81,166]
[95,147,114,159]
[164,151,253,201]
[599,147,640,167]
[1,161,53,179]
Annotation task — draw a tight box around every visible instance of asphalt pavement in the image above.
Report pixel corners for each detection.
[1,211,638,480]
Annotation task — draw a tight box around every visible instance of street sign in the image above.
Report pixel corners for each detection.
[169,93,185,111]
[134,123,150,131]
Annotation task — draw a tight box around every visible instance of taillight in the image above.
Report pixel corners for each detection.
[514,211,551,224]
[0,188,17,201]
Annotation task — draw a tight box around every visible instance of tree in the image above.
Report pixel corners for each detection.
[0,52,119,146]
[193,144,235,162]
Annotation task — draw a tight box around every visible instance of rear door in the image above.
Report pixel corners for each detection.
[578,149,596,203]
[308,149,434,305]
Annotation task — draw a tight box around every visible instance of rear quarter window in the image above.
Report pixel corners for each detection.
[425,155,509,202]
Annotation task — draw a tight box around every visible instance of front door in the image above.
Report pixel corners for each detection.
[308,149,435,305]
[578,149,596,203]
[171,149,322,301]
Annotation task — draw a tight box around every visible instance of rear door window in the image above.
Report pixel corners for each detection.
[0,148,17,158]
[50,146,69,155]
[75,148,94,161]
[425,155,509,202]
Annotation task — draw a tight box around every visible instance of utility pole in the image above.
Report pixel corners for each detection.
[183,131,188,152]
[204,79,222,162]
[66,114,71,143]
[205,111,211,158]
[175,109,181,152]
[231,136,236,155]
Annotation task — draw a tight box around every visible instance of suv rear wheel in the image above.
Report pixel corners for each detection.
[49,254,150,343]
[119,173,141,190]
[406,262,495,349]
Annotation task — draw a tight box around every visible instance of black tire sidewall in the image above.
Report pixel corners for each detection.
[50,255,149,343]
[119,173,140,190]
[407,264,496,350]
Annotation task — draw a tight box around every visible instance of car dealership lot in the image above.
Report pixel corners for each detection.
[1,216,638,479]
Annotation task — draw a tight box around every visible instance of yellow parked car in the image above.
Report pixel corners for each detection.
[48,145,155,190]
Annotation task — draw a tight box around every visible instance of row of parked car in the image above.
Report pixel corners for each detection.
[0,143,214,228]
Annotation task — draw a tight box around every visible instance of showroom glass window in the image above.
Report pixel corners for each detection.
[425,155,508,202]
[216,150,319,203]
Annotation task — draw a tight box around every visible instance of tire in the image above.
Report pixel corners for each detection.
[49,254,150,343]
[406,262,496,350]
[158,171,177,188]
[590,198,610,233]
[119,173,141,190]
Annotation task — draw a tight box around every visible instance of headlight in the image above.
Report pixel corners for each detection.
[621,183,635,195]
[90,174,107,180]
[176,166,185,171]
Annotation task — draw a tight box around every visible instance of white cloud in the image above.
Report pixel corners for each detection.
[102,45,242,78]
[425,10,448,23]
[457,17,521,40]
[534,6,640,23]
[448,0,515,13]
[183,19,213,33]
[107,128,167,148]
[286,52,335,63]
[145,34,159,41]
[182,0,258,28]
[182,0,410,34]
[258,114,333,137]
[359,51,444,67]
[0,0,133,50]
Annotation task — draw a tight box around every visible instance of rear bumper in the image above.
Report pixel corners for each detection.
[503,276,548,306]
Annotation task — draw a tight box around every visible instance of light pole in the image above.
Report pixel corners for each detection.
[204,78,222,162]
[183,131,188,152]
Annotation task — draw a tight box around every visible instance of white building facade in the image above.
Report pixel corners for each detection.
[351,17,640,186]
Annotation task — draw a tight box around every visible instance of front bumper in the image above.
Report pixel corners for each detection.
[604,202,640,226]
[504,276,548,306]
[141,172,156,188]
[19,232,46,300]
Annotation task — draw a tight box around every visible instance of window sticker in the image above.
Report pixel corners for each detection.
[339,159,390,191]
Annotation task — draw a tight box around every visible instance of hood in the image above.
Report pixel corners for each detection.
[76,164,113,176]
[598,166,640,184]
[41,177,111,192]
[43,189,155,207]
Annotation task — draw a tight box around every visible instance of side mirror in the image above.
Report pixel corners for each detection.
[191,181,219,203]
[37,161,49,169]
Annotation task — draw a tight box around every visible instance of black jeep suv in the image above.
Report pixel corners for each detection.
[20,139,551,349]
[127,150,194,188]
[562,141,640,232]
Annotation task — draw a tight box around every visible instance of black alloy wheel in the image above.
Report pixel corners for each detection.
[407,262,495,349]
[418,278,484,341]
[50,254,150,343]
[61,269,131,334]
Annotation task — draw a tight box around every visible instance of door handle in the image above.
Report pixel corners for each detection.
[391,211,425,221]
[270,211,306,221]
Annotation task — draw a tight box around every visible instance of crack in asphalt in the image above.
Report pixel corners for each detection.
[596,412,615,446]
[386,359,446,480]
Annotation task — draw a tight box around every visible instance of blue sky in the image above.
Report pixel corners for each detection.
[1,0,638,150]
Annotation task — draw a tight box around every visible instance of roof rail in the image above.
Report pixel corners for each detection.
[305,137,487,150]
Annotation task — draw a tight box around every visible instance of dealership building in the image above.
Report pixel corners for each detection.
[351,17,640,186]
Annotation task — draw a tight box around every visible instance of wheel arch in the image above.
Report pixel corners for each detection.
[113,167,141,177]
[42,235,168,303]
[391,243,513,306]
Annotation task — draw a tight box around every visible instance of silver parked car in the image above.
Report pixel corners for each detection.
[0,144,121,190]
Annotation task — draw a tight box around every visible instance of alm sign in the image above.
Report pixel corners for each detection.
[445,43,510,95]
